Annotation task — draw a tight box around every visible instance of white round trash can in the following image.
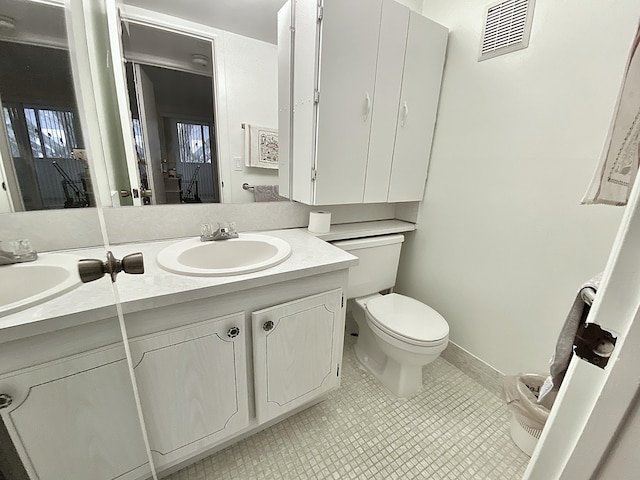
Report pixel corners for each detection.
[510,414,543,456]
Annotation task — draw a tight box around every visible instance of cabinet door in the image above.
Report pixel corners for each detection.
[291,0,320,205]
[0,346,149,480]
[252,289,344,423]
[364,0,410,203]
[314,0,383,205]
[387,13,448,202]
[278,0,293,199]
[129,313,248,470]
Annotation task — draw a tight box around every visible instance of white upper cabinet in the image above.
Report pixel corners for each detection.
[280,0,448,205]
[364,0,410,203]
[388,13,448,202]
[313,0,383,205]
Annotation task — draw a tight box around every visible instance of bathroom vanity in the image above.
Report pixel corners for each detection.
[0,229,358,479]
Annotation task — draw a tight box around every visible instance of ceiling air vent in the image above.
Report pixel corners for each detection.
[479,0,535,61]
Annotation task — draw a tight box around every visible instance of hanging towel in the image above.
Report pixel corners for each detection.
[582,24,640,206]
[253,185,287,202]
[538,273,603,406]
[244,124,279,169]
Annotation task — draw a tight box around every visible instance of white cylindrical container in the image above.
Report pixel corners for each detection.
[308,211,331,233]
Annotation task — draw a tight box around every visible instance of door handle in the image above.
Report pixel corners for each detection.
[78,251,145,283]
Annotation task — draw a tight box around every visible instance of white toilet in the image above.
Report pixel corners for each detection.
[333,234,449,397]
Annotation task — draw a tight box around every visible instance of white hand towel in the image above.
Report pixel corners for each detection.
[538,273,602,406]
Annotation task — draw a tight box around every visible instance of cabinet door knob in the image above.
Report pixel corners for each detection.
[227,326,241,339]
[263,320,274,332]
[0,394,12,409]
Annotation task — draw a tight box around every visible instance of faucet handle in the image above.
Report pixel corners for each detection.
[200,223,215,242]
[12,239,36,256]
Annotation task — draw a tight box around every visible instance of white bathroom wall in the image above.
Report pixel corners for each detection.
[395,0,640,375]
[220,33,279,204]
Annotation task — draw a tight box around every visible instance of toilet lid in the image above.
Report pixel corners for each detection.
[366,293,449,346]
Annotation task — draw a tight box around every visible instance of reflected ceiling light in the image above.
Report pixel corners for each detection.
[0,16,16,30]
[191,54,209,67]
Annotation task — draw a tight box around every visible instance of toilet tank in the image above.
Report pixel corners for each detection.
[332,234,404,299]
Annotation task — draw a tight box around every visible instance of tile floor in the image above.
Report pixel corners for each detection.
[167,320,530,480]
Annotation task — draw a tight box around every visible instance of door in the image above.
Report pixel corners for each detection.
[523,164,640,477]
[387,13,448,202]
[106,0,144,206]
[314,0,383,205]
[252,289,344,423]
[133,64,165,204]
[128,313,249,470]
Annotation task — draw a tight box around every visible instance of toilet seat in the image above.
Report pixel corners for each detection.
[365,293,449,347]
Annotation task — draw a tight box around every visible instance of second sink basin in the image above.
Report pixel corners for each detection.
[157,233,292,276]
[0,253,83,317]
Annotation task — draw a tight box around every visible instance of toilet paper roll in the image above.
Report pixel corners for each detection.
[308,211,331,234]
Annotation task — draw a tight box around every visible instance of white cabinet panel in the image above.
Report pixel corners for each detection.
[387,13,448,202]
[278,1,293,199]
[314,0,383,205]
[291,0,320,205]
[364,0,410,203]
[129,313,248,469]
[0,346,149,480]
[252,289,344,423]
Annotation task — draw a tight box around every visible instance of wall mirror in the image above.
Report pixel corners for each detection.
[110,0,287,206]
[0,0,94,213]
[0,0,288,215]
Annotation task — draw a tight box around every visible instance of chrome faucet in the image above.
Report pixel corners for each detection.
[0,239,38,265]
[200,222,239,242]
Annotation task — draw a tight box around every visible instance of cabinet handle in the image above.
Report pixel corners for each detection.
[0,394,12,409]
[363,93,372,121]
[263,320,274,332]
[227,326,241,339]
[401,101,409,127]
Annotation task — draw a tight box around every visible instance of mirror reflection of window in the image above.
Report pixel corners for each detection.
[0,3,93,212]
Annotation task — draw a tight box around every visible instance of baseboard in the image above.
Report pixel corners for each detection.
[441,341,504,396]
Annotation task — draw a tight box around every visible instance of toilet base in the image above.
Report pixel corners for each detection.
[354,343,424,397]
[350,297,442,398]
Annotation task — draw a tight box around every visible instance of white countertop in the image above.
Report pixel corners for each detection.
[0,228,358,342]
[312,219,416,242]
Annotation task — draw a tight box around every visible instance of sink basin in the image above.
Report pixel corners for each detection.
[0,253,83,317]
[157,233,292,277]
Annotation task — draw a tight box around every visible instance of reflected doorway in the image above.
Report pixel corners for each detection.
[122,23,220,205]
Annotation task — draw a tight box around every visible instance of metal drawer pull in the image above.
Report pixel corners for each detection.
[263,320,274,332]
[227,327,241,339]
